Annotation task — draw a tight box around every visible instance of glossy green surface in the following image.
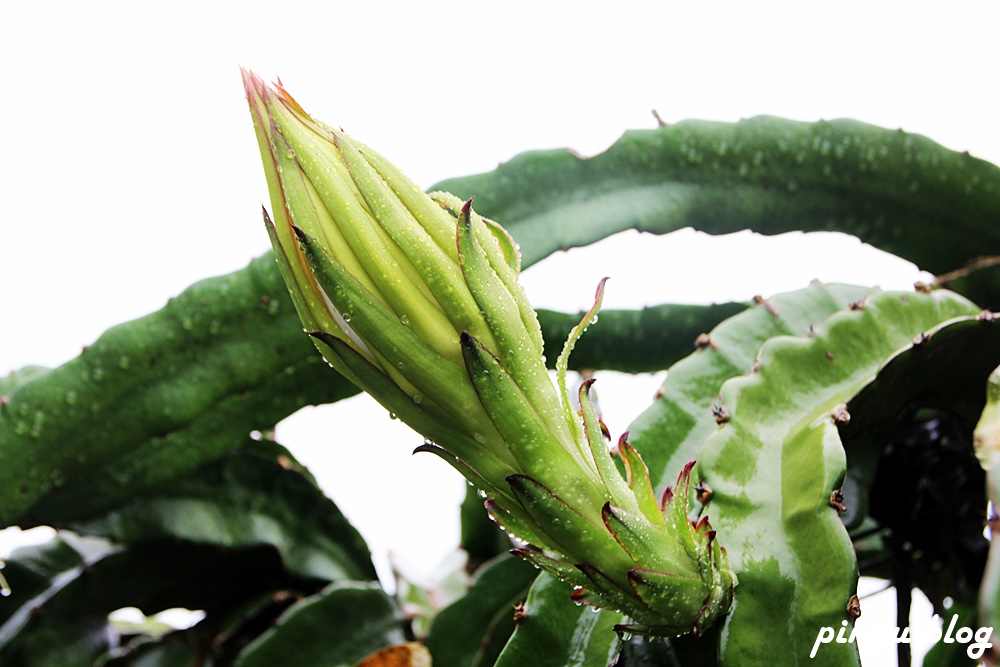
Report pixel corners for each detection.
[494,573,622,667]
[697,290,978,665]
[0,254,354,526]
[629,283,874,493]
[425,555,539,667]
[0,536,300,666]
[434,116,1000,285]
[233,582,405,667]
[64,441,376,582]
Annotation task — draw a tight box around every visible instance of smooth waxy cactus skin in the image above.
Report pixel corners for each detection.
[628,282,875,494]
[0,254,347,526]
[975,364,1000,472]
[435,116,1000,283]
[697,290,980,665]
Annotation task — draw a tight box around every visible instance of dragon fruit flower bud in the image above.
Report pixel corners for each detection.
[243,70,735,636]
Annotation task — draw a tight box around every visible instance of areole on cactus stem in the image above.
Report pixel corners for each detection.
[242,68,737,636]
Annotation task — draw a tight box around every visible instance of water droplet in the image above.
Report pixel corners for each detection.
[478,489,487,499]
[481,369,490,376]
[343,314,352,322]
[92,367,105,382]
[118,355,131,370]
[412,393,423,404]
[65,390,78,405]
[400,314,410,325]
[286,149,295,159]
[474,433,487,444]
[389,412,398,420]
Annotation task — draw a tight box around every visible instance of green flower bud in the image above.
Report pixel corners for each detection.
[242,70,736,636]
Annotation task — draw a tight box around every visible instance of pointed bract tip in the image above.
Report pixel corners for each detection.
[581,377,598,390]
[660,486,674,510]
[240,67,263,94]
[626,569,648,587]
[458,198,476,231]
[506,473,531,489]
[307,330,344,347]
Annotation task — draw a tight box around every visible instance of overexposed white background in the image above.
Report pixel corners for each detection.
[2,2,999,663]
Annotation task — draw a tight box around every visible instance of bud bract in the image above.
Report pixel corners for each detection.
[243,70,736,636]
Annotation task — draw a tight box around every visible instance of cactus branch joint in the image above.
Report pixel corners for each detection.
[242,69,737,636]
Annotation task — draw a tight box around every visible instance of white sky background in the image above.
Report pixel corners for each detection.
[2,1,999,663]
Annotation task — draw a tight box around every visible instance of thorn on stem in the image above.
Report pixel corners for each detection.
[830,489,847,512]
[695,333,717,350]
[712,403,729,424]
